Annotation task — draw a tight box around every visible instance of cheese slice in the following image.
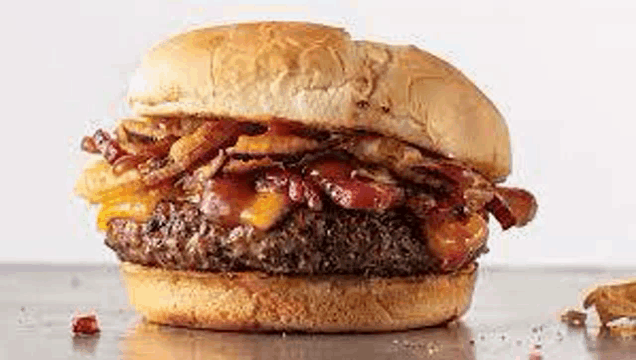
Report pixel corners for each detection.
[96,186,170,230]
[240,192,290,231]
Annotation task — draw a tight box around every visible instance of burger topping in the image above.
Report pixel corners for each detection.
[239,192,292,231]
[424,211,488,271]
[194,158,408,232]
[81,129,128,164]
[254,167,323,211]
[75,160,144,203]
[77,117,537,272]
[229,133,323,155]
[307,158,404,211]
[488,187,538,228]
[142,120,245,186]
[96,185,171,230]
[199,173,256,227]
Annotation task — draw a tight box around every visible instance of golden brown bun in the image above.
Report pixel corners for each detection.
[127,22,510,181]
[119,262,477,333]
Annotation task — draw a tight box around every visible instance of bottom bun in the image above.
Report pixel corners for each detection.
[119,261,478,333]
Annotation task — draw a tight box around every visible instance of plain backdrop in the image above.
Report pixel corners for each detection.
[1,0,635,266]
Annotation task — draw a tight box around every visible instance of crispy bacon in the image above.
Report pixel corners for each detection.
[80,136,100,154]
[71,313,100,336]
[308,159,404,211]
[496,187,537,227]
[82,129,129,165]
[486,187,537,230]
[406,159,539,231]
[111,154,149,176]
[256,168,323,211]
[485,192,517,230]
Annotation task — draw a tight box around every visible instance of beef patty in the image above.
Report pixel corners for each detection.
[105,199,487,277]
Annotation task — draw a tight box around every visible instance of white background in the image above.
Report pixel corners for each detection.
[1,0,635,266]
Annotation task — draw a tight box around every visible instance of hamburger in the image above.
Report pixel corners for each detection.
[75,21,537,332]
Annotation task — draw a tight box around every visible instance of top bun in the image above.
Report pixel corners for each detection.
[127,21,510,181]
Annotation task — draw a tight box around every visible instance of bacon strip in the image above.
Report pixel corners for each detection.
[485,192,516,230]
[496,187,537,226]
[333,135,539,230]
[486,187,537,230]
[82,129,129,165]
[308,159,404,211]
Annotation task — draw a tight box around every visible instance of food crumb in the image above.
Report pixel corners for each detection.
[560,309,587,327]
[426,341,440,355]
[528,344,543,360]
[528,349,543,360]
[71,313,100,336]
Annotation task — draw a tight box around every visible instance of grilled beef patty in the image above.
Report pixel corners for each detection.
[105,199,486,277]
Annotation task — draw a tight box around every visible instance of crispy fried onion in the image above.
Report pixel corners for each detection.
[74,160,144,204]
[81,118,333,191]
[82,128,171,176]
[228,134,322,155]
[142,120,245,186]
[227,120,332,155]
[115,117,206,140]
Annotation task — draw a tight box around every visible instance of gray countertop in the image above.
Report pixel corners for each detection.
[1,264,635,359]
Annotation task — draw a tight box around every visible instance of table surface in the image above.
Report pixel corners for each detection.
[1,264,635,360]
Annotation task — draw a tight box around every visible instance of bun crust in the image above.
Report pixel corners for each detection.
[119,262,477,332]
[127,22,510,181]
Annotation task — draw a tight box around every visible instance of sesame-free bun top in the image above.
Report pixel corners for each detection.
[127,21,511,181]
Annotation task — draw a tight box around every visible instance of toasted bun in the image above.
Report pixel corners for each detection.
[127,22,510,181]
[119,262,477,333]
